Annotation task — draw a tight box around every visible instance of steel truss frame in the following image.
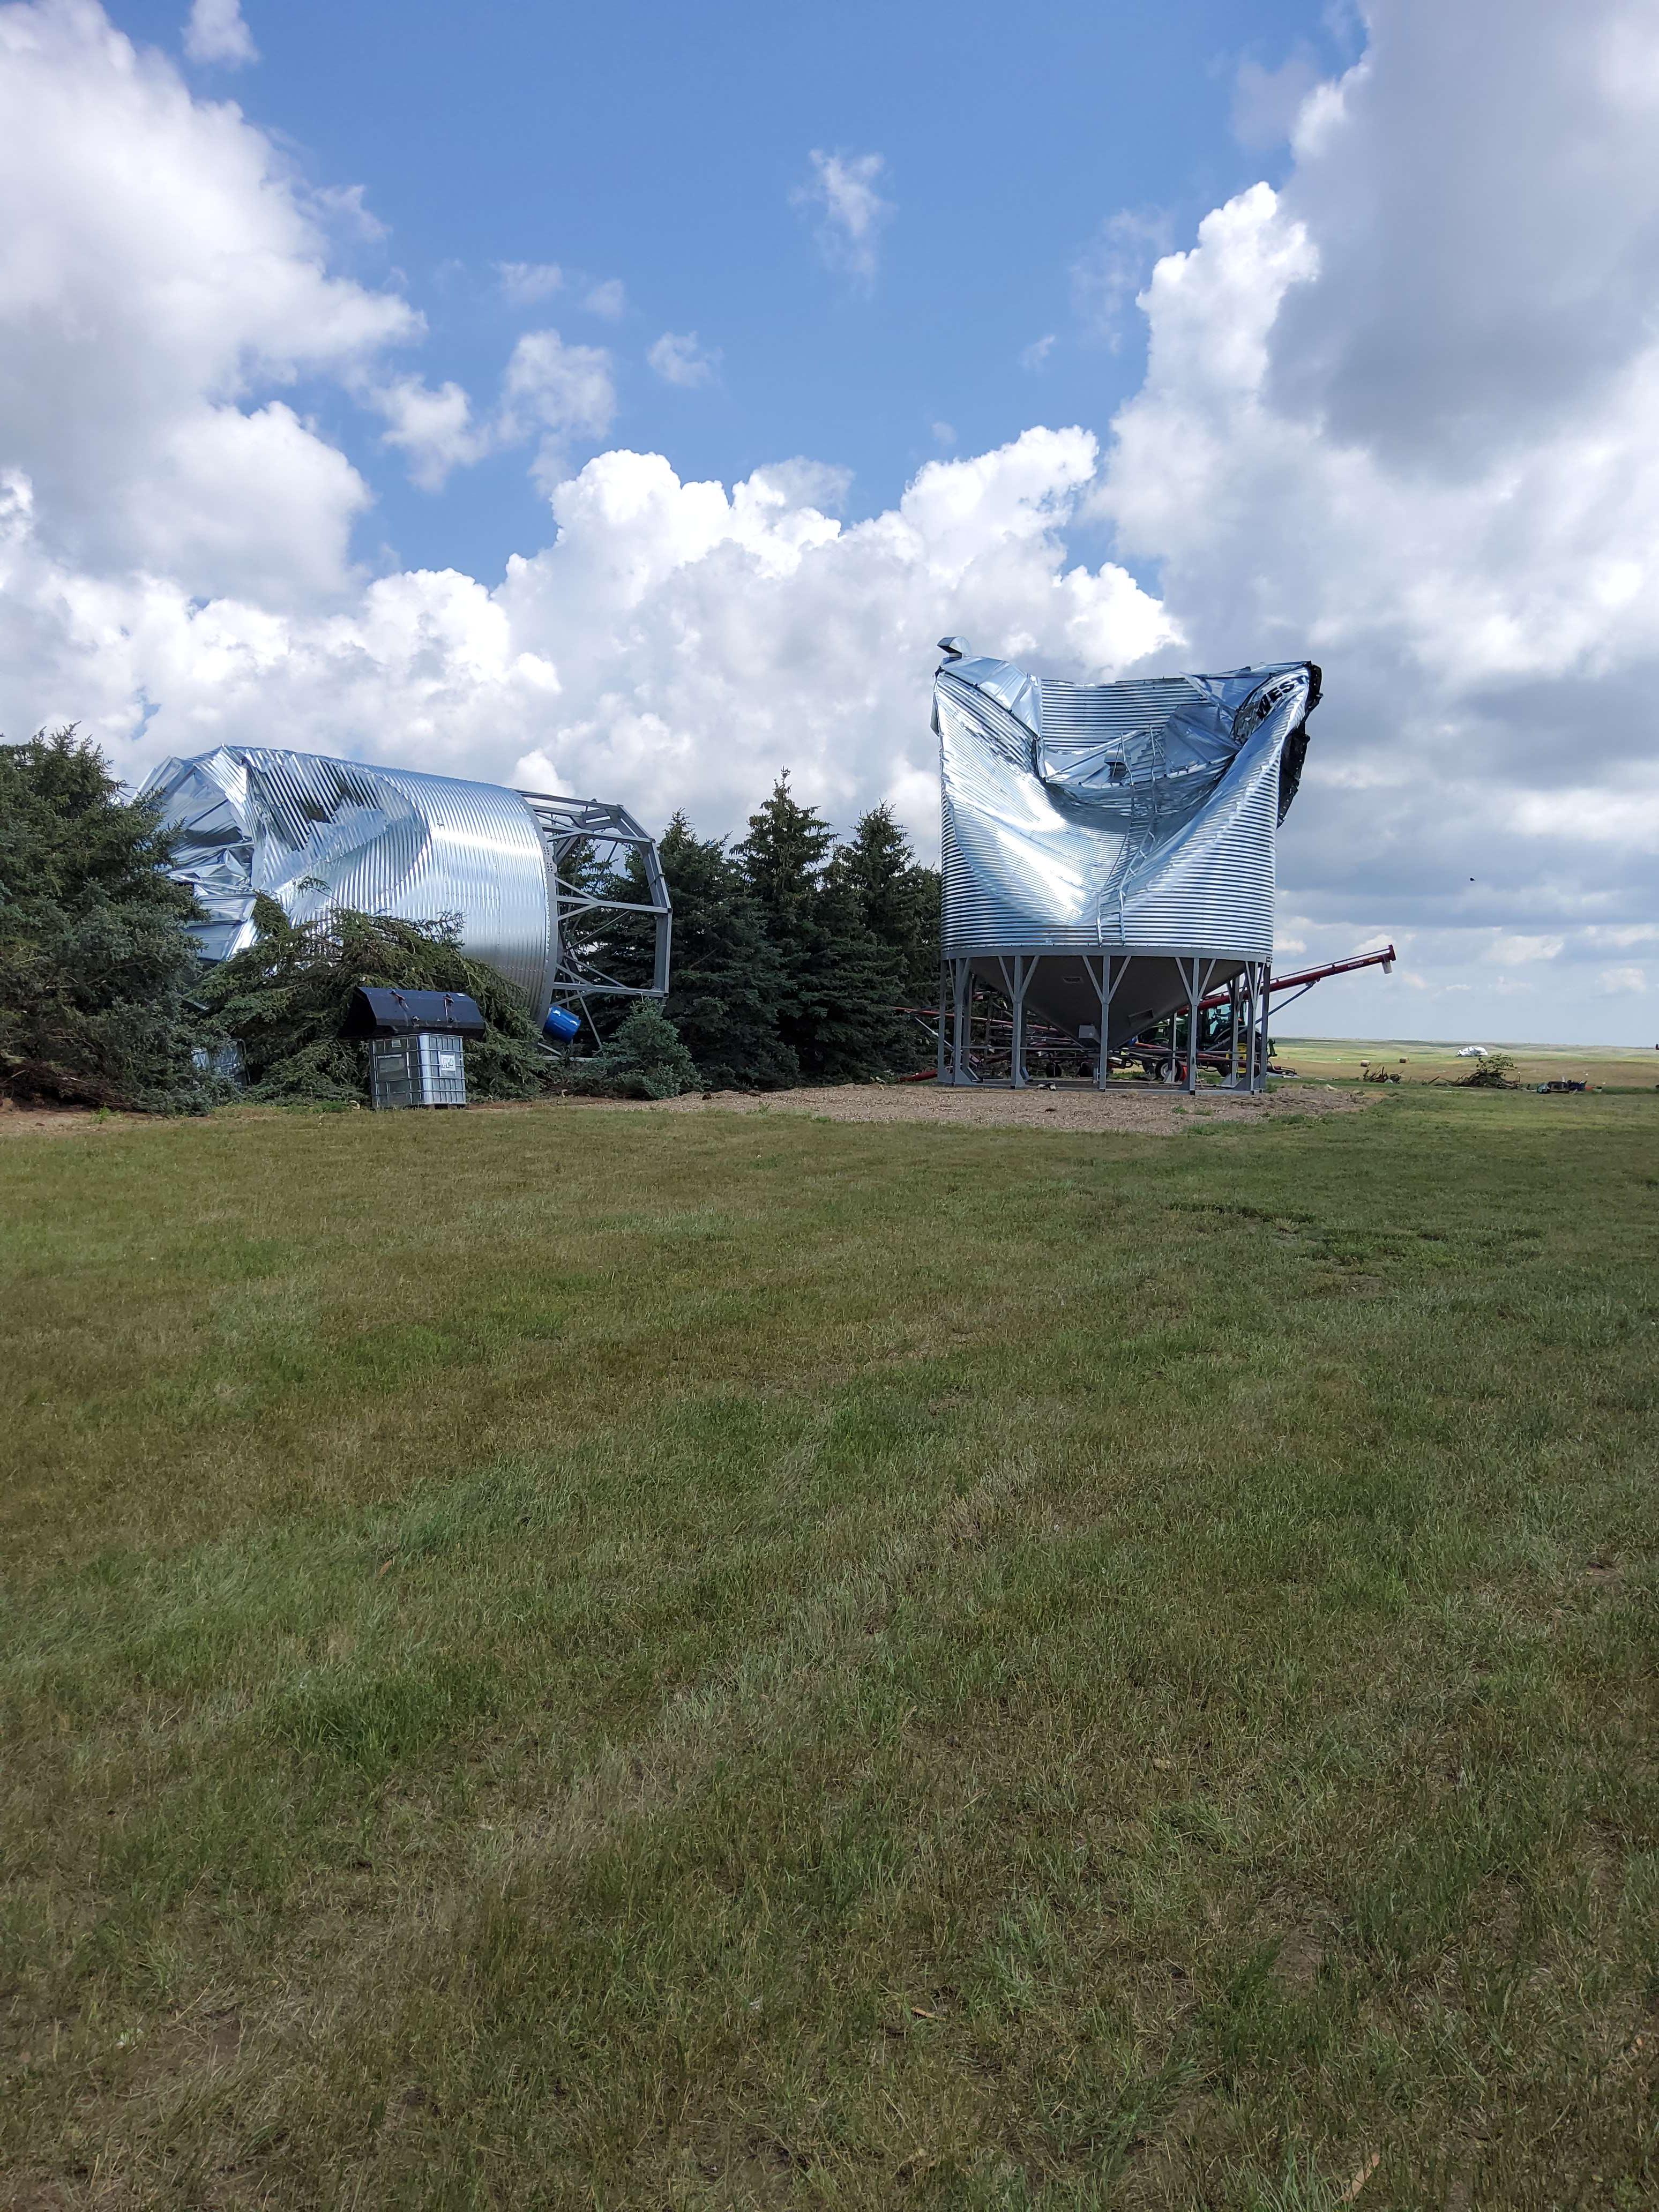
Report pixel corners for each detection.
[518,793,672,1011]
[936,953,1274,1095]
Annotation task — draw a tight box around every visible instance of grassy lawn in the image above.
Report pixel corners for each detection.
[2,1090,1654,2209]
[1273,1037,1659,1088]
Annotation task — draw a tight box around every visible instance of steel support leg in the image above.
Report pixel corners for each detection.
[1095,954,1112,1089]
[1010,955,1028,1088]
[1245,962,1267,1092]
[1259,962,1273,1088]
[1185,958,1200,1094]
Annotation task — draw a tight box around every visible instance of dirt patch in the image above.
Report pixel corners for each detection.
[603,1080,1364,1137]
[0,1086,1363,1142]
[0,1101,144,1138]
[1264,1887,1336,1993]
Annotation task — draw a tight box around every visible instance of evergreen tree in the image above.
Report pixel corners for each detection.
[588,782,937,1090]
[200,900,552,1104]
[571,1002,700,1098]
[588,815,797,1089]
[736,772,834,945]
[804,864,911,1080]
[738,775,907,1080]
[657,817,799,1089]
[831,803,943,1004]
[0,728,222,1111]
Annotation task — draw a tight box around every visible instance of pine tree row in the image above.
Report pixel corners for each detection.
[589,774,941,1090]
[0,732,943,1109]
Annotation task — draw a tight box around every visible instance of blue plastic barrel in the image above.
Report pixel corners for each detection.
[543,1004,582,1042]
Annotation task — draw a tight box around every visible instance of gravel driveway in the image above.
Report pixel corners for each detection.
[616,1080,1363,1135]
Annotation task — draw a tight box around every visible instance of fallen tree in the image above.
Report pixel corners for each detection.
[200,899,555,1104]
[0,728,222,1112]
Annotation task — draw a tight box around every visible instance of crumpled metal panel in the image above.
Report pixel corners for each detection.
[141,747,558,1012]
[935,653,1318,962]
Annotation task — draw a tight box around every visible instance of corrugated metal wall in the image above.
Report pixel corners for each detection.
[936,656,1314,962]
[144,748,557,1012]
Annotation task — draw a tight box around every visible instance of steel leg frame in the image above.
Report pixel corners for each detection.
[1231,959,1272,1094]
[939,955,975,1085]
[996,956,1022,1088]
[1256,961,1273,1091]
[1190,958,1224,1094]
[983,953,1041,1087]
[1247,964,1261,1093]
[1090,954,1126,1089]
[1185,958,1201,1094]
[937,951,1269,1090]
[1003,954,1034,1089]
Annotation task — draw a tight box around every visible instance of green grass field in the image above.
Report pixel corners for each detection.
[1274,1037,1659,1088]
[2,1092,1655,2209]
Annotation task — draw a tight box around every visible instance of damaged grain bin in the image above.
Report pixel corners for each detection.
[932,641,1320,1092]
[141,747,671,1025]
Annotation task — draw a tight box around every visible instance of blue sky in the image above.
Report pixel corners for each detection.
[119,0,1347,583]
[4,0,1657,1043]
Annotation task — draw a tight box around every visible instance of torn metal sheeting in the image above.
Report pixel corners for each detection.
[141,746,671,1018]
[933,647,1320,1087]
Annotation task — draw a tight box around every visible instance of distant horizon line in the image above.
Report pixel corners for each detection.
[1275,1035,1657,1054]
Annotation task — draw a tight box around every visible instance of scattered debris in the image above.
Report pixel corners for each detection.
[1338,2151,1381,2202]
[1454,1052,1518,1089]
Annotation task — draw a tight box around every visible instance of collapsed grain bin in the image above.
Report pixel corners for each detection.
[141,746,670,1027]
[932,641,1320,1091]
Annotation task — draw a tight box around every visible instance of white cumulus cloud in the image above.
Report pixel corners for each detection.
[0,0,415,601]
[498,330,617,493]
[1486,934,1564,966]
[369,377,491,492]
[1597,965,1647,996]
[496,261,563,305]
[4,0,1659,1045]
[1092,0,1659,1040]
[647,332,720,388]
[791,150,892,288]
[0,427,1174,853]
[183,0,256,68]
[1072,208,1172,349]
[1231,47,1322,151]
[581,278,626,318]
[368,332,619,494]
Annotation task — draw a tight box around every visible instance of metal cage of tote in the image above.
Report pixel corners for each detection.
[343,987,486,1111]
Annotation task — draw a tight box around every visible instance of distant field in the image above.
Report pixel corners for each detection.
[2,1092,1655,2208]
[1275,1035,1659,1088]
